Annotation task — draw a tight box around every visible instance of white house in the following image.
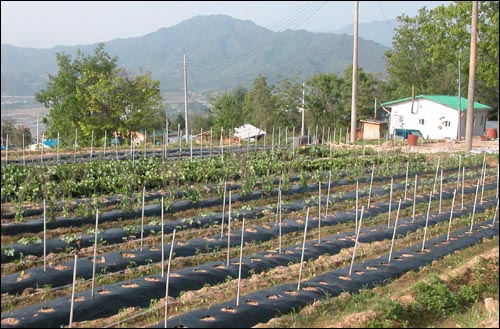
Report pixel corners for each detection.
[233,124,266,141]
[382,95,491,140]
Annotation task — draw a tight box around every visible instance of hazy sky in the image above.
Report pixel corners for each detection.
[2,1,451,49]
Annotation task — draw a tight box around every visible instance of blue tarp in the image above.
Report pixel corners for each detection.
[43,139,59,148]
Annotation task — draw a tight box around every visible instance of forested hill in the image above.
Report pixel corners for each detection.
[1,14,389,96]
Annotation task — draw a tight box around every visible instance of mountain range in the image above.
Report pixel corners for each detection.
[1,15,392,97]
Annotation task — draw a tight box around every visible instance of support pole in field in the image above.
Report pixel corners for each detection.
[447,189,457,241]
[43,199,46,272]
[69,254,77,328]
[91,209,99,298]
[470,178,480,232]
[164,229,176,328]
[439,169,443,214]
[221,180,227,239]
[333,127,336,144]
[324,171,332,220]
[297,208,310,291]
[412,174,418,221]
[387,177,393,228]
[140,186,146,252]
[276,177,281,224]
[367,164,375,208]
[190,129,193,162]
[432,157,440,194]
[236,218,246,307]
[404,161,409,200]
[278,187,282,254]
[421,192,433,252]
[161,197,165,277]
[355,180,359,233]
[480,160,487,203]
[456,155,462,191]
[492,198,498,225]
[349,206,364,277]
[388,199,401,264]
[227,190,232,267]
[462,167,465,210]
[318,180,322,243]
[220,128,224,160]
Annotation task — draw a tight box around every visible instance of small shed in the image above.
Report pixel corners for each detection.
[234,124,266,141]
[360,120,388,140]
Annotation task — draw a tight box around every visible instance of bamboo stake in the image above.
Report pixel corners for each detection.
[412,174,418,221]
[439,169,443,214]
[404,161,409,200]
[227,190,232,266]
[461,167,465,210]
[447,189,457,241]
[324,171,332,220]
[140,186,145,252]
[432,156,440,194]
[69,254,77,328]
[221,180,227,238]
[492,198,498,225]
[278,188,282,254]
[236,218,246,306]
[387,177,393,228]
[421,192,433,252]
[91,209,99,297]
[480,160,487,203]
[318,181,322,243]
[164,229,176,328]
[456,155,462,191]
[43,199,46,272]
[297,208,310,291]
[349,206,364,277]
[367,164,375,208]
[469,178,480,232]
[355,180,359,233]
[161,197,164,277]
[388,199,401,264]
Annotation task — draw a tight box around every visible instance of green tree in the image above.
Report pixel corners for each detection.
[35,43,164,146]
[1,118,32,147]
[209,86,247,134]
[305,73,344,130]
[272,75,302,130]
[386,1,498,118]
[243,75,276,130]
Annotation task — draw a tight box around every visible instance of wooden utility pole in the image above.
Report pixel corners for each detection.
[465,1,478,154]
[183,54,189,140]
[350,1,359,144]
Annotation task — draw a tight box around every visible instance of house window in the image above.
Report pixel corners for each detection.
[443,121,451,127]
[419,119,425,125]
[480,116,483,125]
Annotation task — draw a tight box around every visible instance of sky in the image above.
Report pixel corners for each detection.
[1,1,451,49]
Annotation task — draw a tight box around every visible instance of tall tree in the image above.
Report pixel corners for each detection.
[386,1,498,117]
[243,76,276,130]
[272,76,302,130]
[209,86,247,134]
[305,73,344,130]
[1,118,31,147]
[36,43,164,145]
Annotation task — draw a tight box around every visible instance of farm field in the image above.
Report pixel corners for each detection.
[1,141,498,328]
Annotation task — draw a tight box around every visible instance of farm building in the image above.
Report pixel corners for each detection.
[233,123,266,141]
[381,95,491,140]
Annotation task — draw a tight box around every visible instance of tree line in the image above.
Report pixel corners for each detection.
[2,1,496,147]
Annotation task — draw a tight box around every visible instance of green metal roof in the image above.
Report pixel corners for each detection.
[381,95,491,112]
